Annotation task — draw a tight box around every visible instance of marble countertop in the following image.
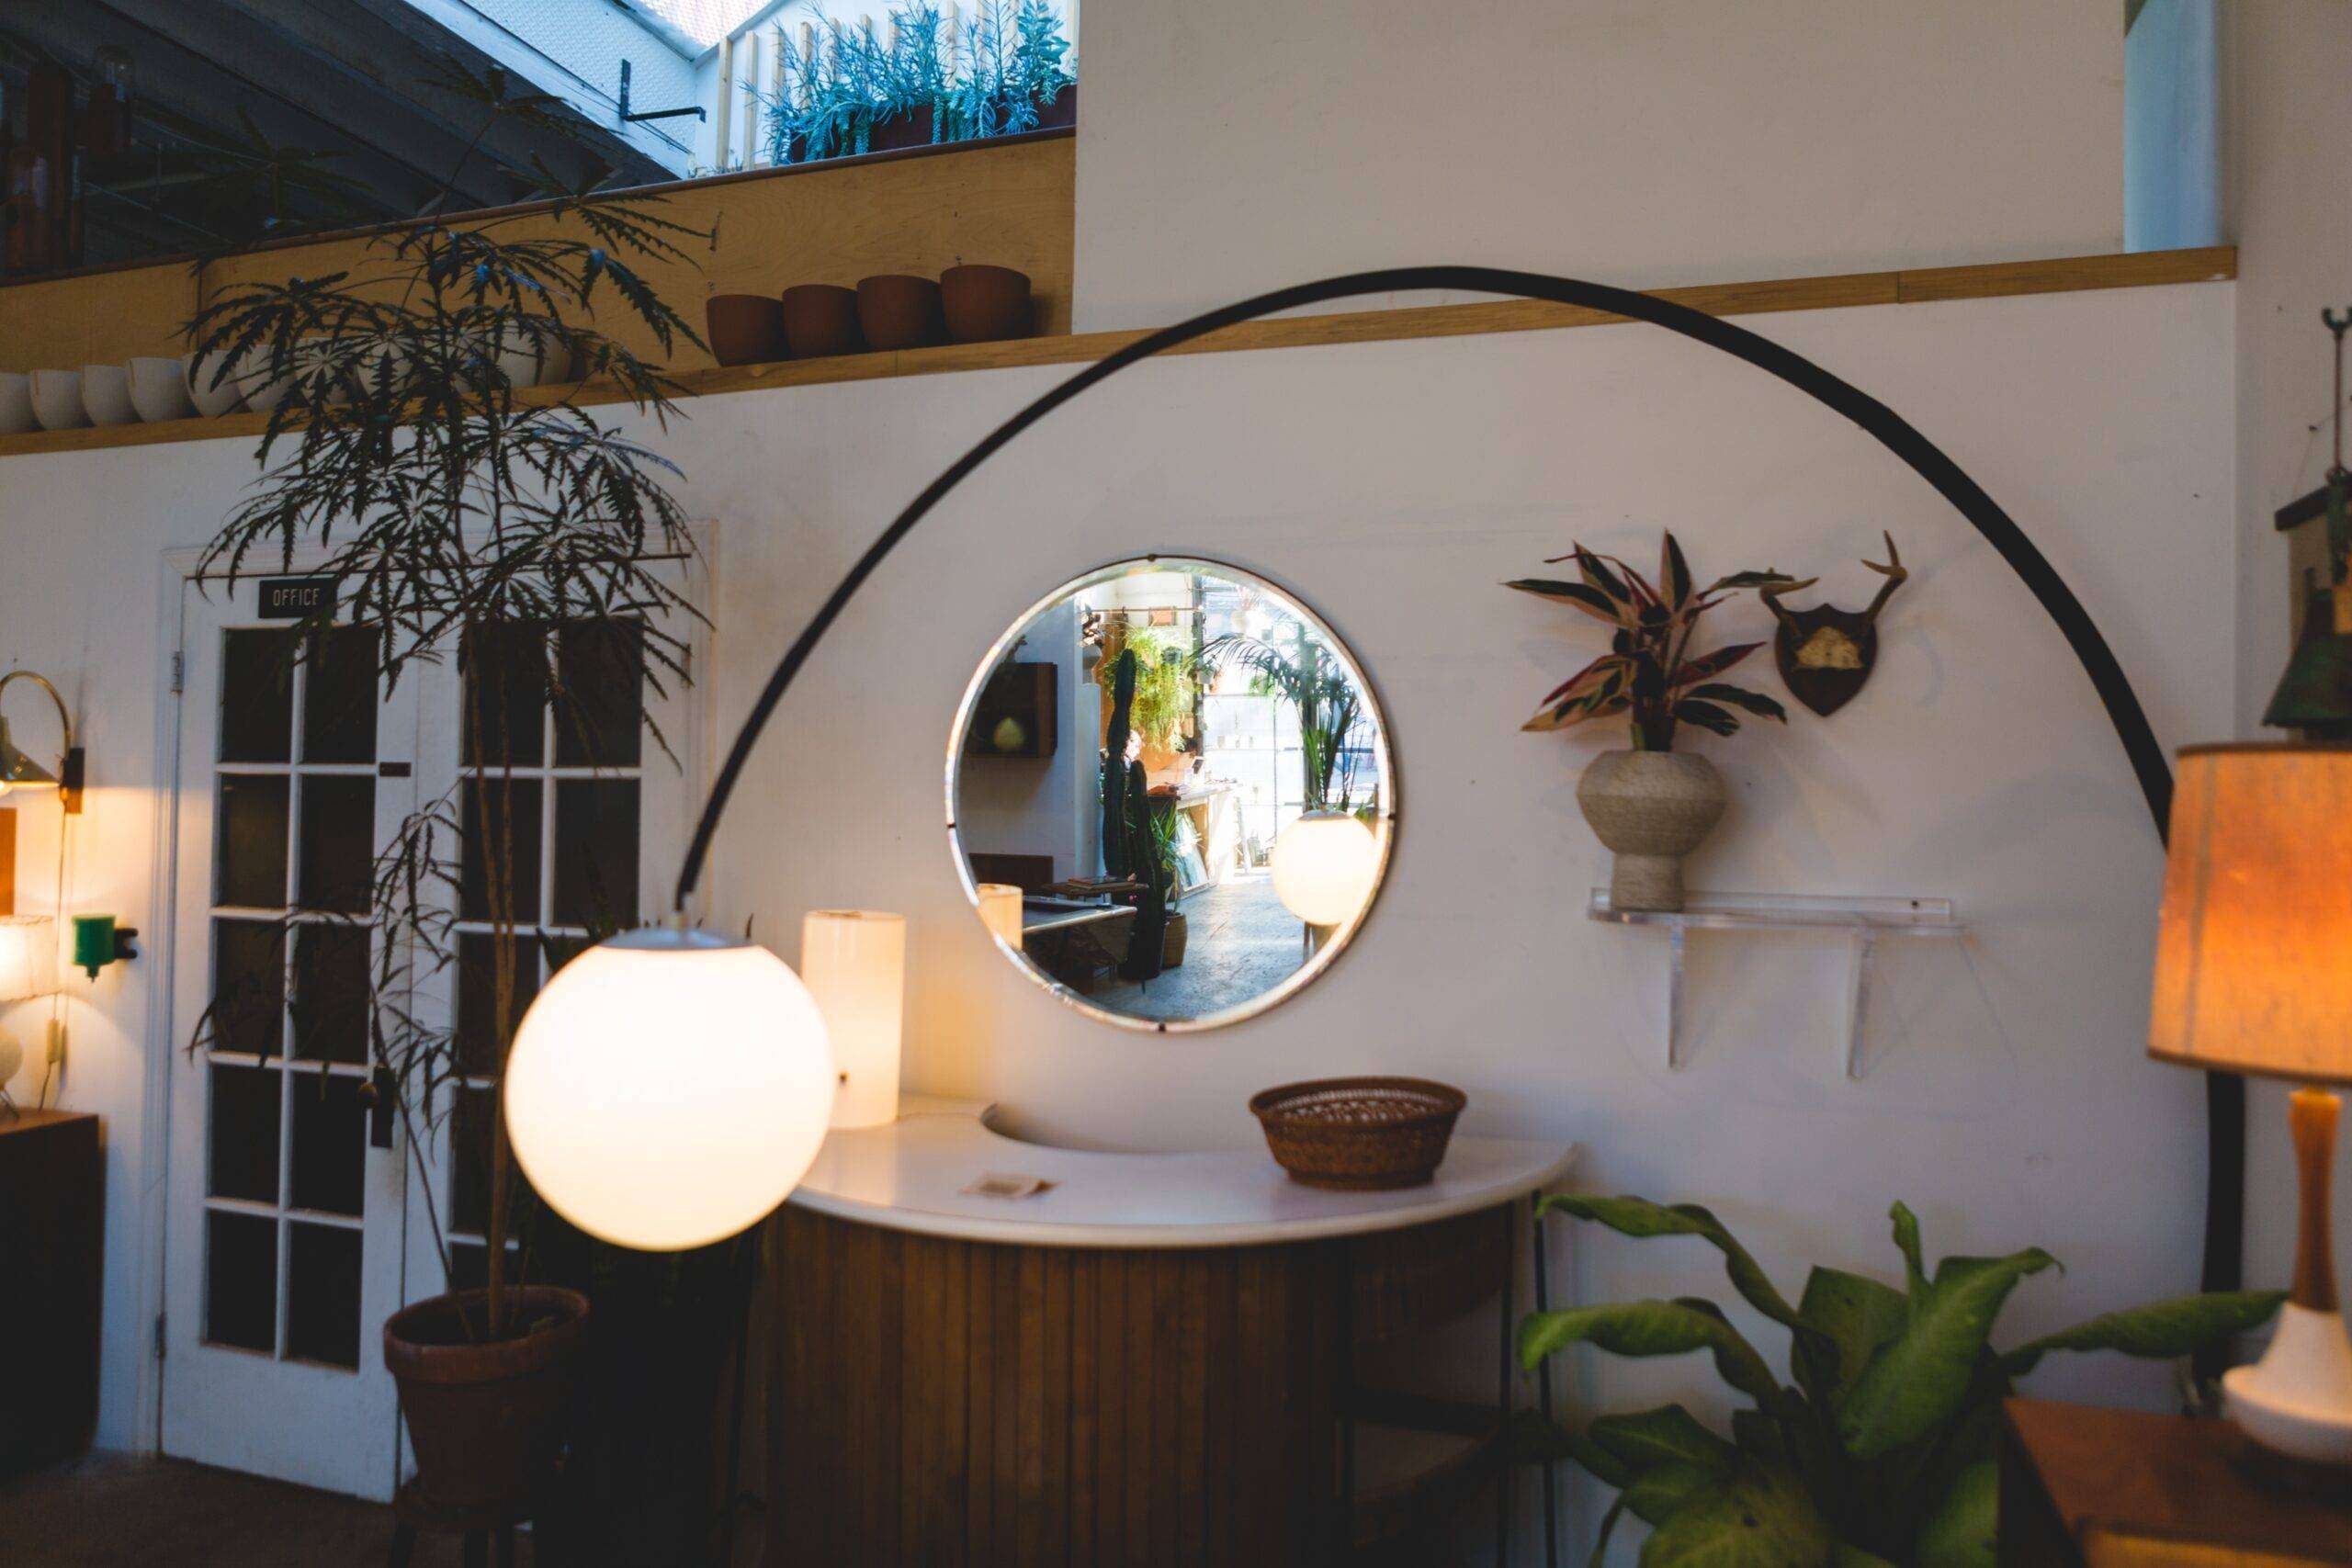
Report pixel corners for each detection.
[786,1096,1580,1248]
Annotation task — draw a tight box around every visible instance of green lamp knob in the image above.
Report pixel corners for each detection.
[71,915,139,980]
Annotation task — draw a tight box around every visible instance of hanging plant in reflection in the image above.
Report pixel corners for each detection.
[1195,627,1368,812]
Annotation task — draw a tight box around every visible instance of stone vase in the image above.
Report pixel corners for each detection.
[1577,749,1727,912]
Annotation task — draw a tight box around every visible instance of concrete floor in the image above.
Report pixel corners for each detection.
[1090,872,1306,1020]
[0,1453,526,1566]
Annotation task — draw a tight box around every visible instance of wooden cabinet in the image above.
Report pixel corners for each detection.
[769,1201,1522,1567]
[0,1109,102,1478]
[1999,1397,2352,1567]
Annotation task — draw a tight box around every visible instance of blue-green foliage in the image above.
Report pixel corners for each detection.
[746,0,1075,168]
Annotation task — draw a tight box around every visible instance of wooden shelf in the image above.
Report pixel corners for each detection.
[0,245,2234,462]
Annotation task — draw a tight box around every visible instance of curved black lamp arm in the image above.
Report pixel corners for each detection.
[671,264,2245,1314]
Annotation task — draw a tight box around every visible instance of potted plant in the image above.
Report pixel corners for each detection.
[186,60,713,1523]
[1507,533,1792,912]
[1195,623,1370,814]
[1518,1196,2285,1568]
[752,0,1076,167]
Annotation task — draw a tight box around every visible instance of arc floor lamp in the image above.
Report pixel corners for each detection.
[500,266,2242,1342]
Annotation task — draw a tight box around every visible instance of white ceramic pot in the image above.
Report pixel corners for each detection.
[184,351,245,417]
[129,356,198,423]
[1577,748,1727,913]
[234,345,295,412]
[80,364,137,426]
[30,370,90,430]
[490,324,568,389]
[0,372,34,434]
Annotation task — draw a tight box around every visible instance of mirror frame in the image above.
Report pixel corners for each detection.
[944,555,1399,1034]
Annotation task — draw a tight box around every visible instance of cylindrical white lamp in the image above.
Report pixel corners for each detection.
[504,927,837,1251]
[975,883,1023,951]
[803,909,906,1130]
[1270,810,1380,928]
[0,916,59,1002]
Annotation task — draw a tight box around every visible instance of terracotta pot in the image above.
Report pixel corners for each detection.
[855,274,945,350]
[704,293,786,367]
[781,284,865,359]
[385,1286,590,1507]
[1576,749,1726,913]
[940,264,1034,344]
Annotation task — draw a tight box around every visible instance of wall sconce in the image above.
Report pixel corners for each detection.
[0,671,84,814]
[70,915,136,981]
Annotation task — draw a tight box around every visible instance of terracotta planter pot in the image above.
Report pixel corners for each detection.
[1576,749,1726,913]
[940,264,1034,343]
[855,274,945,351]
[385,1286,590,1508]
[781,284,866,359]
[704,294,786,367]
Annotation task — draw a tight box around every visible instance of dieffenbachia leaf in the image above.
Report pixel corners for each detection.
[1589,1404,1740,1478]
[1518,1297,1783,1407]
[1793,1266,1909,1411]
[1641,1461,1836,1568]
[1837,1248,2056,1459]
[1539,1195,1803,1327]
[1912,1459,1997,1568]
[1997,1290,2285,1376]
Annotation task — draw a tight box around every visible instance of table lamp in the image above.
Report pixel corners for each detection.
[2151,742,2352,1465]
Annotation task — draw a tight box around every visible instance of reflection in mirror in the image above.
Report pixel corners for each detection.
[948,558,1394,1032]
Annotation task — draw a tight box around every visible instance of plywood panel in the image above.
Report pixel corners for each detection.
[0,245,2235,461]
[0,132,1076,377]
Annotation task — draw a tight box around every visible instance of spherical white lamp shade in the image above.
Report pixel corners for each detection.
[504,928,836,1252]
[1271,810,1380,928]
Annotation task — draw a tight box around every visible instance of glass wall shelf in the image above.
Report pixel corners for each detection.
[1587,890,1966,1079]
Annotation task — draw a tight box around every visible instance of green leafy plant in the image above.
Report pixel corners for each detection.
[752,0,1075,165]
[1120,626,1194,752]
[184,56,710,1343]
[1195,626,1366,810]
[1508,532,1794,751]
[1517,1196,2285,1568]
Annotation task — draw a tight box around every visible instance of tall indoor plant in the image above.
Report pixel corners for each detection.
[1519,1196,2284,1568]
[185,59,711,1519]
[1195,624,1368,813]
[1508,532,1792,911]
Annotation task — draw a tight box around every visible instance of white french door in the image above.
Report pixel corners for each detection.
[160,581,418,1497]
[159,559,703,1500]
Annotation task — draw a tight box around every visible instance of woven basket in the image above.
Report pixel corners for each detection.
[1249,1077,1467,1190]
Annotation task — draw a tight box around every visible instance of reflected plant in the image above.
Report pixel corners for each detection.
[1195,627,1367,811]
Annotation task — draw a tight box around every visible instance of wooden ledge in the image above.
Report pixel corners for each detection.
[0,246,2234,461]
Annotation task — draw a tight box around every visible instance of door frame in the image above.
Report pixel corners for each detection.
[134,525,718,1461]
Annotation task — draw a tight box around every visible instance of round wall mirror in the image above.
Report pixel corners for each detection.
[946,558,1396,1032]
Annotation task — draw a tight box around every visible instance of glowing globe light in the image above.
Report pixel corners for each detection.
[1270,809,1380,928]
[503,927,837,1251]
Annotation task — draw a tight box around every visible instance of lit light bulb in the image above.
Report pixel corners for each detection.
[503,927,836,1251]
[1270,810,1379,928]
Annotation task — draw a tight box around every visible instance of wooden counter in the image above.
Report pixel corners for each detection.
[768,1100,1577,1565]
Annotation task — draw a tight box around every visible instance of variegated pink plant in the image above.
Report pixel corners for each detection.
[1507,532,1799,751]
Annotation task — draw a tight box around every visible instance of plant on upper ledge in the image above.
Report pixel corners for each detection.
[749,0,1075,166]
[1507,531,1795,911]
[1516,1196,2284,1568]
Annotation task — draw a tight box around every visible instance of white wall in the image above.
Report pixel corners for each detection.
[2226,0,2352,1331]
[0,279,2236,1561]
[1071,0,2126,331]
[956,600,1094,881]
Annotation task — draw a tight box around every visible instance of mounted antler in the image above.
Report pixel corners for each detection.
[1767,533,1909,717]
[1860,531,1907,620]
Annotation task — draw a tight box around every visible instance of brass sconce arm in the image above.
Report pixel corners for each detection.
[0,670,83,813]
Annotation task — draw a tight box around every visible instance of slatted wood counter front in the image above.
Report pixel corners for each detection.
[765,1100,1576,1566]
